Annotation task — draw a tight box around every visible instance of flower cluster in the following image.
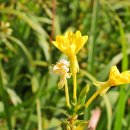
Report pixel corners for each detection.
[52,30,130,129]
[52,30,130,102]
[52,30,88,101]
[53,59,71,89]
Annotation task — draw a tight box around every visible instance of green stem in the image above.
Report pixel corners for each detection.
[36,99,42,130]
[70,56,78,102]
[85,84,109,108]
[73,72,77,102]
[88,0,98,74]
[0,61,12,130]
[65,79,71,108]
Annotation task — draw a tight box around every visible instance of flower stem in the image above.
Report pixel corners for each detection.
[65,79,71,108]
[73,72,77,102]
[85,84,109,108]
[70,56,78,102]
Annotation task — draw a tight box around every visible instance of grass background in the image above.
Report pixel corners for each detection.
[0,0,130,130]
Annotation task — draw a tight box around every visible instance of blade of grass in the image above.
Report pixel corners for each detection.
[114,16,128,130]
[0,8,50,61]
[84,0,99,120]
[36,99,42,130]
[31,75,42,130]
[22,109,34,130]
[114,88,127,130]
[88,0,99,74]
[7,36,34,67]
[21,76,46,130]
[97,49,130,81]
[102,95,112,130]
[0,61,12,130]
[4,39,17,54]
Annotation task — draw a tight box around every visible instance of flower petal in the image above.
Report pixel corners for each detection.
[58,75,66,89]
[75,35,88,54]
[52,31,88,59]
[108,66,130,86]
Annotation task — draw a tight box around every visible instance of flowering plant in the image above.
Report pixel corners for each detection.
[52,30,130,130]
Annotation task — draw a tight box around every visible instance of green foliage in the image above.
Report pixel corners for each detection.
[0,0,130,130]
[78,85,89,106]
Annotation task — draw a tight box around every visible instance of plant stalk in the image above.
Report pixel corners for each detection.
[73,72,77,102]
[36,99,42,130]
[65,79,71,108]
[70,56,78,102]
[85,84,109,108]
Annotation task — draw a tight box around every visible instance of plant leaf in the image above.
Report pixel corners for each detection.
[78,85,89,105]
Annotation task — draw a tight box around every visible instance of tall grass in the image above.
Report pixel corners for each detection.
[0,0,130,130]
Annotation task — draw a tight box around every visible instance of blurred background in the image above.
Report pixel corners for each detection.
[0,0,130,130]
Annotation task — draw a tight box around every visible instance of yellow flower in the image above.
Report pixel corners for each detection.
[107,66,130,86]
[94,66,130,94]
[53,59,71,89]
[85,66,130,108]
[52,31,88,74]
[52,31,88,57]
[52,30,88,101]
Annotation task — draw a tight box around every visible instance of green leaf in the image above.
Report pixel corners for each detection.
[78,85,89,106]
[4,40,17,53]
[6,88,22,106]
[0,102,4,112]
[114,88,127,130]
[76,106,85,115]
[31,76,39,93]
[75,120,88,130]
[0,61,12,129]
